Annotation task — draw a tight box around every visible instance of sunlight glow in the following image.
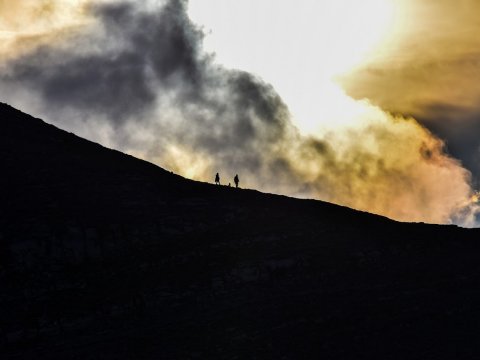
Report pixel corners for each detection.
[0,0,88,33]
[0,0,91,60]
[188,0,395,135]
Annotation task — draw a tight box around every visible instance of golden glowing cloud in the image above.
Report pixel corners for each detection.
[0,0,91,61]
[340,0,480,120]
[290,107,477,225]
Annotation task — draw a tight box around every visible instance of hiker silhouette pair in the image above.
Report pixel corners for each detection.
[215,173,239,188]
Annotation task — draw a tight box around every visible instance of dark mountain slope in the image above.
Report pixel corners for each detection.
[1,102,480,359]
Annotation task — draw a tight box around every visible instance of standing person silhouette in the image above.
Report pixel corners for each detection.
[215,172,220,185]
[234,174,239,188]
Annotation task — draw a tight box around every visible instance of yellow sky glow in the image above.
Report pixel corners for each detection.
[188,0,395,135]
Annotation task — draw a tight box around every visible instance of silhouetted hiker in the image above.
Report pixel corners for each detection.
[215,172,220,185]
[234,174,239,188]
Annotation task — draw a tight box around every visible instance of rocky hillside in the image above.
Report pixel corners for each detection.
[1,103,480,359]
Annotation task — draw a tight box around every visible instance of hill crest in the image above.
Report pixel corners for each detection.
[1,102,480,360]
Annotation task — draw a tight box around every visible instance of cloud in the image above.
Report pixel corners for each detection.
[289,106,479,225]
[0,0,91,61]
[338,0,480,179]
[0,0,478,226]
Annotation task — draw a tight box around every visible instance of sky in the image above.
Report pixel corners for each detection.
[1,0,479,226]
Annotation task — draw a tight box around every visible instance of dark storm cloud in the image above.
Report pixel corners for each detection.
[414,111,480,186]
[412,103,480,184]
[5,0,207,121]
[1,0,295,178]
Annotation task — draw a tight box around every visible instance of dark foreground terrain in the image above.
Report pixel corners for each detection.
[1,103,480,359]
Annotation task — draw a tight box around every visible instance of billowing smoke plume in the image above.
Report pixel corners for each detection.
[0,0,478,226]
[339,0,480,183]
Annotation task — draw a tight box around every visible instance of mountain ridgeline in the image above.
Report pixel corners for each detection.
[1,103,480,359]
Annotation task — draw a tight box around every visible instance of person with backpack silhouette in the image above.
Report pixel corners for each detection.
[215,172,220,185]
[234,174,239,188]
